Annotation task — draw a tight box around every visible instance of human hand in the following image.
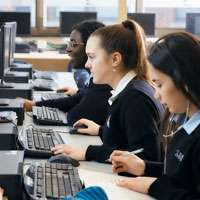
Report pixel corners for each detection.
[116,176,157,194]
[73,118,100,136]
[110,150,145,176]
[51,144,86,160]
[23,99,35,111]
[57,87,78,96]
[0,187,4,200]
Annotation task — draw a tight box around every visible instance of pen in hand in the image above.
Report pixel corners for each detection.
[106,148,144,163]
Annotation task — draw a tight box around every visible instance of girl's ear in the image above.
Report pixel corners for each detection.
[111,52,122,68]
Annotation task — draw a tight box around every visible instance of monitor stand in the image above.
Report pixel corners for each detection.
[0,80,13,88]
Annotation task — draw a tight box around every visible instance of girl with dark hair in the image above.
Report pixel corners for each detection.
[110,32,200,200]
[24,20,112,126]
[61,20,106,93]
[51,20,164,163]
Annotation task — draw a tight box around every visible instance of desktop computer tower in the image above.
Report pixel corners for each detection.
[0,98,24,125]
[10,63,33,79]
[0,122,18,150]
[4,71,29,83]
[0,151,24,200]
[0,83,33,100]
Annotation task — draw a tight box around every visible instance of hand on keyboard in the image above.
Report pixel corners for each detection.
[23,99,36,111]
[57,87,78,96]
[21,127,65,157]
[51,144,86,161]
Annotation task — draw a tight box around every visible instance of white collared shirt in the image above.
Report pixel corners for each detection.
[182,110,200,135]
[108,70,137,105]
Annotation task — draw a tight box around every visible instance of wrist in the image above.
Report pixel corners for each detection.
[139,159,146,176]
[78,148,86,161]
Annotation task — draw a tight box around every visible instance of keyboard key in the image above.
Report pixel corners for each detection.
[25,162,83,200]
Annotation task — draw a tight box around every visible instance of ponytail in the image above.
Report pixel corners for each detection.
[122,20,150,81]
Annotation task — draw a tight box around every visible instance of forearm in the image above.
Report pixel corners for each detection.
[144,160,163,177]
[85,145,115,162]
[36,93,82,112]
[149,175,200,200]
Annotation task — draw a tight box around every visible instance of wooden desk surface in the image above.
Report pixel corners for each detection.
[14,51,71,71]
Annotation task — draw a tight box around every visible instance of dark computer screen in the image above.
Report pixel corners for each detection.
[127,13,155,36]
[0,12,31,36]
[5,22,17,66]
[186,13,200,36]
[0,24,11,80]
[60,11,97,35]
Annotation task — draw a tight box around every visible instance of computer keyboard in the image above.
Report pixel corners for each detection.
[33,79,58,91]
[19,127,64,157]
[41,93,69,101]
[32,106,68,125]
[24,162,83,199]
[33,71,57,80]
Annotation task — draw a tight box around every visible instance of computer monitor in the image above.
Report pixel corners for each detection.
[0,12,31,36]
[127,13,155,36]
[5,22,17,66]
[60,11,97,35]
[186,13,200,36]
[0,24,13,88]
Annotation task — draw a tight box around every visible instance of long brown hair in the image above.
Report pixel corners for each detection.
[90,20,150,81]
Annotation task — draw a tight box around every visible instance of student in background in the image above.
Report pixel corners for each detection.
[110,32,200,200]
[24,20,112,126]
[51,20,164,163]
[58,21,95,95]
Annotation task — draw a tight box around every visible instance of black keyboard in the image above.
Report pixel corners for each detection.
[33,79,57,91]
[24,162,83,199]
[19,127,64,157]
[33,71,57,80]
[41,93,69,101]
[32,106,68,125]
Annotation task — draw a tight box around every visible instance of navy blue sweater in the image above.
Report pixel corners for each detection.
[148,125,200,200]
[36,79,112,126]
[85,78,164,162]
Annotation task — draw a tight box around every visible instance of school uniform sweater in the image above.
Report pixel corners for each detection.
[85,78,164,162]
[148,111,200,200]
[36,79,112,126]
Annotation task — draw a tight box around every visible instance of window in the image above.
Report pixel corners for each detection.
[127,0,136,13]
[142,0,200,28]
[43,0,119,27]
[0,0,36,27]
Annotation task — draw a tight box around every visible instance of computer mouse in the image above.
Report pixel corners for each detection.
[68,125,87,134]
[48,154,80,167]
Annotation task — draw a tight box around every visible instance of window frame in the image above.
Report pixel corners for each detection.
[32,0,185,36]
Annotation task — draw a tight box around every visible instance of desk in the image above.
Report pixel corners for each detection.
[14,51,71,72]
[22,90,155,200]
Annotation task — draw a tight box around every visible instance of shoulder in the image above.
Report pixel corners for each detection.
[89,80,112,91]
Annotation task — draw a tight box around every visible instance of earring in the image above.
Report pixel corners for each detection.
[112,68,116,72]
[184,85,189,93]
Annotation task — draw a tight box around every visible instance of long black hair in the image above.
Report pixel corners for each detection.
[149,32,200,109]
[72,20,105,45]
